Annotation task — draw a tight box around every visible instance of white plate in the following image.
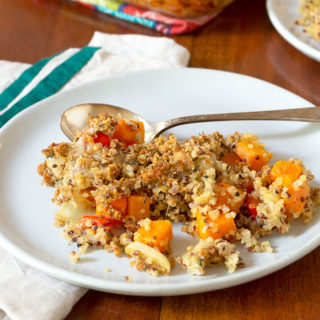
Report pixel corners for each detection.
[0,68,319,296]
[267,0,320,63]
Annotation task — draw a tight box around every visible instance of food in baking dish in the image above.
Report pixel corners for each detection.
[125,0,235,18]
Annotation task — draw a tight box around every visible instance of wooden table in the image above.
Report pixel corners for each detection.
[1,0,320,319]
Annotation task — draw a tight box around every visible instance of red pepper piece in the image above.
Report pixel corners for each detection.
[246,183,254,194]
[246,195,259,219]
[93,132,110,147]
[79,215,122,228]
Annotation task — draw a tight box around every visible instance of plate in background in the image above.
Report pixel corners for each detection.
[0,68,319,296]
[267,0,320,63]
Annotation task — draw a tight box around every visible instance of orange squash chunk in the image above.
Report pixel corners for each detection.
[127,195,150,220]
[196,210,237,240]
[111,196,128,214]
[96,196,128,217]
[270,160,302,186]
[195,183,243,240]
[221,152,240,167]
[235,136,273,171]
[271,160,309,215]
[113,120,145,146]
[214,182,246,213]
[134,220,173,252]
[285,183,310,215]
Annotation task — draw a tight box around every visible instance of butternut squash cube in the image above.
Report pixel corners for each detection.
[134,220,173,253]
[113,120,145,146]
[235,136,273,171]
[270,160,302,186]
[196,210,237,240]
[220,152,240,167]
[214,182,246,213]
[127,195,150,220]
[96,196,128,217]
[270,160,310,215]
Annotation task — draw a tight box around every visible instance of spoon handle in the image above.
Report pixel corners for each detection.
[153,106,320,137]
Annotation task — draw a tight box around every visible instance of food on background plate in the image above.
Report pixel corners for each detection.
[38,113,320,276]
[123,0,234,18]
[296,0,320,41]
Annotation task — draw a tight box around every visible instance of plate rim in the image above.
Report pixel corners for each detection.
[0,67,318,296]
[266,0,320,63]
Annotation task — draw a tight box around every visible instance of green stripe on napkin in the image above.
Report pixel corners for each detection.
[0,46,100,128]
[0,51,63,111]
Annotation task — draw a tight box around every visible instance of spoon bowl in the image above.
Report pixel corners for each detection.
[60,103,153,141]
[60,103,320,142]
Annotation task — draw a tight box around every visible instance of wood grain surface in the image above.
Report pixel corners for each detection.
[1,0,320,319]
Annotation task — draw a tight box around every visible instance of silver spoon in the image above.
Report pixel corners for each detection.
[60,103,320,142]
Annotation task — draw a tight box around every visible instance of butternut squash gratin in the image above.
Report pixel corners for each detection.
[38,114,320,276]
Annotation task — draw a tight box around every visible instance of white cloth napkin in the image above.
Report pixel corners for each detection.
[0,32,190,320]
